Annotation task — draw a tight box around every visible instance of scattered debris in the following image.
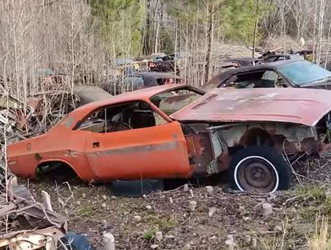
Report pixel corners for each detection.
[252,237,257,247]
[103,232,115,250]
[155,231,163,241]
[262,202,273,217]
[0,178,67,250]
[206,186,213,194]
[189,189,194,198]
[208,207,217,217]
[225,235,235,250]
[184,243,192,249]
[133,215,142,222]
[189,201,197,211]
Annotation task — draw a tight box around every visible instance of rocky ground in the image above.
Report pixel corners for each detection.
[18,155,331,250]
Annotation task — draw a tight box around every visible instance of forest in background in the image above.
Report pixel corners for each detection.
[1,0,331,99]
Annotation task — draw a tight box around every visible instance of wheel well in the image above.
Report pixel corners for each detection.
[36,161,78,180]
[241,128,274,147]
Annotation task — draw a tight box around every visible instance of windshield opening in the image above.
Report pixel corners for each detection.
[279,61,331,85]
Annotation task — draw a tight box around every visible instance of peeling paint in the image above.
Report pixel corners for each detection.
[63,150,79,158]
[88,142,179,157]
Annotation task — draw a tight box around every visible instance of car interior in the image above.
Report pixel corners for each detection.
[223,70,289,88]
[76,88,203,133]
[77,101,166,133]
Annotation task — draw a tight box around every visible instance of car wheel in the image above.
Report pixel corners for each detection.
[228,146,291,193]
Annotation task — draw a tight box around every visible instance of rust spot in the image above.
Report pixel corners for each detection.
[191,94,217,110]
[63,150,79,158]
[35,153,42,161]
[26,143,32,151]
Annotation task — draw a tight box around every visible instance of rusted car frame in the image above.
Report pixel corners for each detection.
[7,85,331,193]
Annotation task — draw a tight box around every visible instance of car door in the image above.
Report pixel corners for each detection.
[80,101,191,181]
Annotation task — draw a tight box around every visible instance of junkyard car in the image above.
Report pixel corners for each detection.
[73,85,113,106]
[103,71,181,95]
[7,85,331,193]
[204,59,331,91]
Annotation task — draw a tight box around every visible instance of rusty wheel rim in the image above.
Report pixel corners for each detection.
[236,157,277,193]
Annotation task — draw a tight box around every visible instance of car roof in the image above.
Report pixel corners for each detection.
[58,84,204,125]
[171,87,331,127]
[137,72,180,79]
[223,57,259,63]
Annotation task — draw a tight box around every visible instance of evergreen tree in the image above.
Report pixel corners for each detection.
[90,0,144,57]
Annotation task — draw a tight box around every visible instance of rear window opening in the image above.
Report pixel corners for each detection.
[151,88,203,115]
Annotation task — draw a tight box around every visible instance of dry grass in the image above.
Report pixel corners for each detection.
[308,216,331,250]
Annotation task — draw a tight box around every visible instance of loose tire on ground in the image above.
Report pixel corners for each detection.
[228,146,291,193]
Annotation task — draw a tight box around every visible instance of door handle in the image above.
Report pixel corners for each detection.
[93,142,100,148]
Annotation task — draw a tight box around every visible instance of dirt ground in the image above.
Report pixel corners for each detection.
[21,155,331,250]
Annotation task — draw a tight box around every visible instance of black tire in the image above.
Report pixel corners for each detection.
[228,146,291,193]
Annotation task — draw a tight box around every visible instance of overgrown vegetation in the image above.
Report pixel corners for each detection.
[2,0,331,98]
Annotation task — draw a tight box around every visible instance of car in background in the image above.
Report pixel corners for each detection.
[34,68,66,91]
[221,57,261,68]
[203,59,331,91]
[102,71,181,95]
[73,85,113,106]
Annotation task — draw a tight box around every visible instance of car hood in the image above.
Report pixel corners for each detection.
[170,87,331,127]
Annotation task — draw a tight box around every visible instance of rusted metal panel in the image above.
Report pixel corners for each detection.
[171,87,331,127]
[185,133,214,175]
[85,121,192,180]
[213,123,317,148]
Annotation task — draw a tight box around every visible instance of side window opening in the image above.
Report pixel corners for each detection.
[77,101,167,133]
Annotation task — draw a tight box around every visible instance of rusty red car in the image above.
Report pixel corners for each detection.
[7,84,331,193]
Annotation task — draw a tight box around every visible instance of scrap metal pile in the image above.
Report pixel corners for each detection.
[0,177,68,250]
[0,90,80,154]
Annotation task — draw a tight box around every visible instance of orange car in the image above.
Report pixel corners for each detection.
[7,85,331,193]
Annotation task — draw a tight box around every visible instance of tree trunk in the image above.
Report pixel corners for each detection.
[154,0,161,53]
[252,0,259,58]
[143,0,151,55]
[204,3,214,85]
